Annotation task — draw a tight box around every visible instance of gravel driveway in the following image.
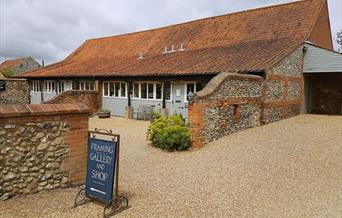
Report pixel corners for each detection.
[1,114,341,217]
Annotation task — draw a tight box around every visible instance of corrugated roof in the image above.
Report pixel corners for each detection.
[18,0,325,78]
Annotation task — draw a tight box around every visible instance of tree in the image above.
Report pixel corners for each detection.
[0,68,15,78]
[336,30,342,52]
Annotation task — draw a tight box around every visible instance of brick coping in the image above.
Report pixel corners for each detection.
[0,103,90,118]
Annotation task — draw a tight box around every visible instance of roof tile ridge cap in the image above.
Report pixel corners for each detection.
[195,72,235,99]
[87,0,311,42]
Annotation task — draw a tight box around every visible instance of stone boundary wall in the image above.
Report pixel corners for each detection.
[189,73,263,148]
[189,47,304,148]
[263,46,304,124]
[0,103,89,200]
[0,78,29,105]
[44,90,101,112]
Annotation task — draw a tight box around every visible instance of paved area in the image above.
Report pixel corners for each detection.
[1,115,341,217]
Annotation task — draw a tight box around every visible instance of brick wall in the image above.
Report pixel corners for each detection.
[0,78,29,105]
[0,103,89,200]
[44,90,101,112]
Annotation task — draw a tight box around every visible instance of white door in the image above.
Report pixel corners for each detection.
[171,83,187,119]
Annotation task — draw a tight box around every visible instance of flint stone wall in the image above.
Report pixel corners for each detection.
[189,73,263,147]
[0,103,89,201]
[189,47,305,148]
[0,78,29,105]
[263,46,304,124]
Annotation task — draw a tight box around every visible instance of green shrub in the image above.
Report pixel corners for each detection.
[147,114,191,151]
[149,109,161,123]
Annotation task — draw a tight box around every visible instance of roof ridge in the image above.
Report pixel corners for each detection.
[87,0,314,42]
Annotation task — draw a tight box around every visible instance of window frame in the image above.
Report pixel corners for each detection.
[102,81,127,98]
[132,82,163,100]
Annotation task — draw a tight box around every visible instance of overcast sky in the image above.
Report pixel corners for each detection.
[0,0,341,64]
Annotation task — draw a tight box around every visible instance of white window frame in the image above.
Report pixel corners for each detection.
[79,81,95,91]
[102,81,127,98]
[30,80,41,92]
[132,82,163,100]
[43,81,56,93]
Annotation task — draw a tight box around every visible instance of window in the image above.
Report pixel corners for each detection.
[132,82,163,100]
[156,84,162,99]
[103,82,109,96]
[79,81,95,91]
[57,82,65,93]
[141,83,147,99]
[43,81,56,93]
[133,83,139,98]
[121,83,126,97]
[102,81,127,98]
[148,83,154,99]
[30,81,41,92]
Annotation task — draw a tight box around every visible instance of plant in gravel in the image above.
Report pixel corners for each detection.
[147,114,191,151]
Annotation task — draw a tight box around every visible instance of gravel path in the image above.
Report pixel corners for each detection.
[1,114,341,217]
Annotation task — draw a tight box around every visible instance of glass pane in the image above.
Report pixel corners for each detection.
[104,83,108,96]
[85,82,90,90]
[156,84,162,99]
[90,82,94,90]
[133,83,139,98]
[109,82,115,96]
[114,82,120,97]
[148,83,154,99]
[80,82,84,90]
[121,83,126,97]
[141,83,147,99]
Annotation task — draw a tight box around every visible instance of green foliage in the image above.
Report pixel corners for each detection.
[149,109,161,123]
[147,114,191,151]
[0,68,15,78]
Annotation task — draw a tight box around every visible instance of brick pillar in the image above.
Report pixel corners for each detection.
[188,101,205,148]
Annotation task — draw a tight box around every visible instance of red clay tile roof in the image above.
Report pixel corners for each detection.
[0,57,30,71]
[18,0,326,78]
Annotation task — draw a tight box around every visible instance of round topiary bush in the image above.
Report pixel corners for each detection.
[147,114,191,151]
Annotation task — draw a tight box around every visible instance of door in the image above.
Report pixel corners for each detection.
[171,83,187,119]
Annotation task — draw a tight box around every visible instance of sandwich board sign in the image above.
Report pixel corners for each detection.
[85,138,116,203]
[73,129,128,217]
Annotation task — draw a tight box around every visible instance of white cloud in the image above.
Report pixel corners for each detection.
[0,0,340,64]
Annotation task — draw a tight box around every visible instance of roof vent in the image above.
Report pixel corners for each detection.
[163,45,177,54]
[179,43,185,51]
[137,52,144,60]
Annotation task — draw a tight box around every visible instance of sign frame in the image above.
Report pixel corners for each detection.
[73,128,129,218]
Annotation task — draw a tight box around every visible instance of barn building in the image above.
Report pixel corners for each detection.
[16,0,341,146]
